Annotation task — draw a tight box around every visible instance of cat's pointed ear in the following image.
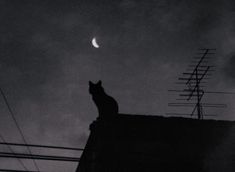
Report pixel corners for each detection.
[89,81,93,86]
[97,80,102,86]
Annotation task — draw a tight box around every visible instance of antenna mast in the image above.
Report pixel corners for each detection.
[186,48,214,119]
[167,48,227,120]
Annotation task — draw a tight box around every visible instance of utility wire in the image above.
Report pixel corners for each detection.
[0,134,29,171]
[0,87,40,172]
[0,169,39,172]
[0,142,84,151]
[0,152,80,162]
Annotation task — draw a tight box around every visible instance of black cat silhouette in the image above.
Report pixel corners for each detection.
[89,80,118,119]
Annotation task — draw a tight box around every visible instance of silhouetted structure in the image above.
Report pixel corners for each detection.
[76,114,235,172]
[168,48,227,119]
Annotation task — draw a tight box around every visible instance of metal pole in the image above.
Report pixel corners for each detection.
[195,68,202,119]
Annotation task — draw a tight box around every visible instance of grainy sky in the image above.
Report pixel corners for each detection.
[0,0,235,171]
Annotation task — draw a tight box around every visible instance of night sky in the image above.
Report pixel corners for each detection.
[0,0,235,171]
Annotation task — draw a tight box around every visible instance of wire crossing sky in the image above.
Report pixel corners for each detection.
[1,0,235,171]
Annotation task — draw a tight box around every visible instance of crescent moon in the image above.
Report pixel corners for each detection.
[92,37,99,48]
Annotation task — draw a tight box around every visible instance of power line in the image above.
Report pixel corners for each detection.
[0,87,40,172]
[169,89,235,95]
[204,91,235,95]
[0,152,80,162]
[0,134,29,171]
[0,169,39,172]
[0,142,84,151]
[168,103,227,108]
[166,113,217,116]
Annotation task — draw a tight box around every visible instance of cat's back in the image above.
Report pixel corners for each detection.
[105,94,119,111]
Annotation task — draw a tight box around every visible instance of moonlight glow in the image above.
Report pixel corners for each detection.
[92,37,99,48]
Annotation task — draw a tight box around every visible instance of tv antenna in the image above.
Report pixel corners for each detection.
[167,48,227,120]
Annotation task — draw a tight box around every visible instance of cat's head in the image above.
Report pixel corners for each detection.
[89,80,104,95]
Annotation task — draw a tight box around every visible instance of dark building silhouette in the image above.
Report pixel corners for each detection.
[76,114,235,172]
